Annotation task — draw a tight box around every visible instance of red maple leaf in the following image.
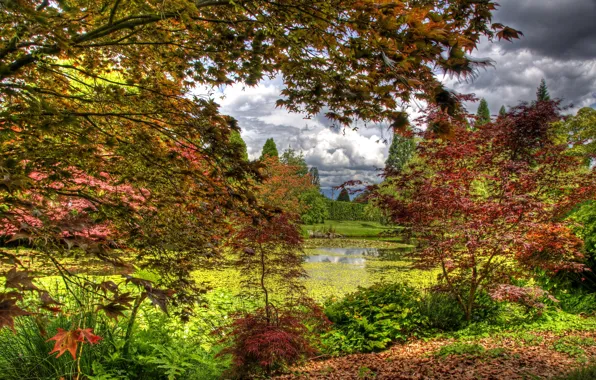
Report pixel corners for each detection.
[47,328,81,359]
[0,292,29,331]
[47,328,102,359]
[78,328,102,345]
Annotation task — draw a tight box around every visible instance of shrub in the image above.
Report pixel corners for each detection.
[322,283,427,354]
[417,292,466,332]
[553,336,596,359]
[220,310,314,378]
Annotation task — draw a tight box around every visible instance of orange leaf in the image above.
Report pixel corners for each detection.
[78,328,102,345]
[47,328,81,359]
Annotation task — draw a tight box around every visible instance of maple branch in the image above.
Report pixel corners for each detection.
[0,1,234,81]
[108,0,121,25]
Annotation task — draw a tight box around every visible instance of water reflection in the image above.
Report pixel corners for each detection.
[304,255,366,265]
[305,246,414,265]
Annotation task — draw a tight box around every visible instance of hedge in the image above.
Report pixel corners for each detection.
[326,200,381,222]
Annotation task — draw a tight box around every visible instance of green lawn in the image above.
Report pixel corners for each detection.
[301,220,398,238]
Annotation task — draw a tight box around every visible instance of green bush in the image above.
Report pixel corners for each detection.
[553,336,596,359]
[558,291,596,315]
[300,189,329,224]
[322,283,426,354]
[320,283,509,355]
[417,292,466,332]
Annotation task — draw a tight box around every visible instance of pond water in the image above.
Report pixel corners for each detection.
[305,246,413,263]
[303,245,436,301]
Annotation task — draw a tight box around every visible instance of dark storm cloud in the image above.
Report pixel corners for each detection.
[449,0,596,114]
[495,0,596,60]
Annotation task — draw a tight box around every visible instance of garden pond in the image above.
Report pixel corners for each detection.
[303,244,437,301]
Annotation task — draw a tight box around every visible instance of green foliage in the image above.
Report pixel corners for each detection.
[475,98,491,126]
[385,133,416,173]
[358,366,377,379]
[280,148,308,176]
[499,105,507,117]
[300,189,329,224]
[553,336,596,359]
[326,200,383,222]
[229,131,249,162]
[320,283,468,355]
[337,188,351,202]
[416,292,466,332]
[436,342,485,357]
[322,283,427,354]
[557,107,596,162]
[536,78,551,102]
[448,309,596,341]
[566,200,596,290]
[260,138,279,160]
[302,220,393,237]
[309,167,321,187]
[0,280,232,380]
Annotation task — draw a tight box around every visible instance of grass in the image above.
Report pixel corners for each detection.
[301,220,396,238]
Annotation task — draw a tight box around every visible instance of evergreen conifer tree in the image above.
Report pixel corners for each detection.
[260,138,279,160]
[280,148,308,175]
[499,105,507,117]
[476,98,491,126]
[385,133,416,173]
[536,78,550,102]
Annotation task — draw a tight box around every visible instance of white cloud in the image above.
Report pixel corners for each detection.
[203,0,596,189]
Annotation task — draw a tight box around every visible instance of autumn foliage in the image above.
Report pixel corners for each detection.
[381,100,595,320]
[47,327,102,360]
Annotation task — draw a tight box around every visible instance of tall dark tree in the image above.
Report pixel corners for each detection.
[476,98,491,126]
[385,132,416,173]
[309,167,321,187]
[536,78,551,102]
[337,188,351,202]
[260,138,279,160]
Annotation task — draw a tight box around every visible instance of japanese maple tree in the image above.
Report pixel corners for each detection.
[222,157,320,376]
[381,100,595,320]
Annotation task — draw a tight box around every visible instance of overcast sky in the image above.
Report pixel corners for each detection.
[213,0,596,194]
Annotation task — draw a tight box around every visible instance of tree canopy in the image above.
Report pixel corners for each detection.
[309,167,321,187]
[0,0,520,330]
[380,100,594,320]
[499,105,507,117]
